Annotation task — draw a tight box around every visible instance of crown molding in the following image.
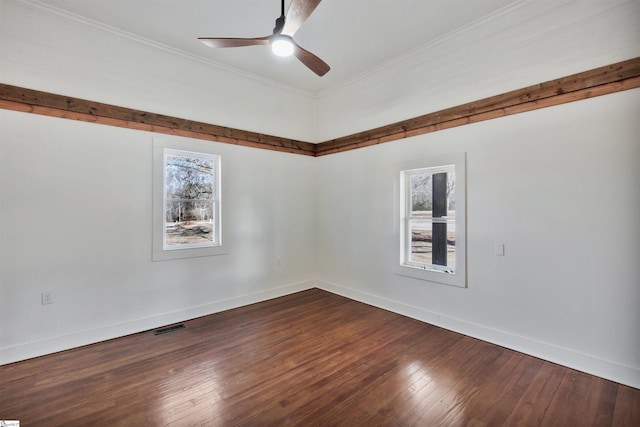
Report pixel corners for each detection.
[19,0,317,100]
[316,0,541,99]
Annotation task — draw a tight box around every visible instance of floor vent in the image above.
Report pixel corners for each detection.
[154,324,185,335]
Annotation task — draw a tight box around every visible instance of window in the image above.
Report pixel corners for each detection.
[163,149,220,250]
[397,153,466,287]
[402,165,456,273]
[153,139,226,261]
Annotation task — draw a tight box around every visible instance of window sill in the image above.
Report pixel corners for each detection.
[393,265,466,288]
[152,245,228,262]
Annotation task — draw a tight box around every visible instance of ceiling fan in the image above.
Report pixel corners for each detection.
[198,0,330,76]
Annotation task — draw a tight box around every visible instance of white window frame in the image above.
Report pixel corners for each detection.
[395,152,466,288]
[152,139,226,261]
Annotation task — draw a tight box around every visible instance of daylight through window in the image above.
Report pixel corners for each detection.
[163,149,221,250]
[402,165,456,273]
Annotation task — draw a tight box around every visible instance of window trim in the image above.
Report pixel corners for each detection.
[395,152,467,288]
[152,138,227,261]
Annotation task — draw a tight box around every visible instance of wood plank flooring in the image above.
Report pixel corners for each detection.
[1,288,638,426]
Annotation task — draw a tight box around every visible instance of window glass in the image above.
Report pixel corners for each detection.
[403,165,455,273]
[163,150,220,250]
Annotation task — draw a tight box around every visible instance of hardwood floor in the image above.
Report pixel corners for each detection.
[1,288,638,426]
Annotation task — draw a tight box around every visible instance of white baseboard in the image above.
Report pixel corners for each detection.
[315,280,640,390]
[0,280,315,366]
[5,279,638,390]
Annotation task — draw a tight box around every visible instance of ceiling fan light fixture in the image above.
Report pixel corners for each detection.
[198,0,330,76]
[271,35,294,57]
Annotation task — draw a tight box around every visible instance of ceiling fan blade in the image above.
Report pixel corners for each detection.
[293,43,330,76]
[281,0,322,36]
[198,36,271,48]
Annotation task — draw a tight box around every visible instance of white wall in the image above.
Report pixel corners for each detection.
[1,0,318,365]
[1,0,639,390]
[315,88,640,388]
[0,0,317,142]
[0,111,317,363]
[316,0,640,141]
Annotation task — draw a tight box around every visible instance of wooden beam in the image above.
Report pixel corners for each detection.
[0,85,317,156]
[1,58,638,157]
[315,57,640,156]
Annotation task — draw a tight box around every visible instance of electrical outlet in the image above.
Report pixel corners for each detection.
[495,243,505,256]
[41,292,53,305]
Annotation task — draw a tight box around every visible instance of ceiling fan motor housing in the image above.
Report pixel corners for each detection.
[274,15,286,34]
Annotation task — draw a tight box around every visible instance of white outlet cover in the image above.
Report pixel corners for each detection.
[41,292,53,305]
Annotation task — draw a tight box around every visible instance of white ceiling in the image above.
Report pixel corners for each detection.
[35,0,518,93]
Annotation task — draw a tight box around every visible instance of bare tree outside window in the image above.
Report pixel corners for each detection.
[163,150,219,249]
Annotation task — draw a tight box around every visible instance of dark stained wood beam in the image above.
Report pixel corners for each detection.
[1,57,639,157]
[0,85,317,156]
[315,57,640,156]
